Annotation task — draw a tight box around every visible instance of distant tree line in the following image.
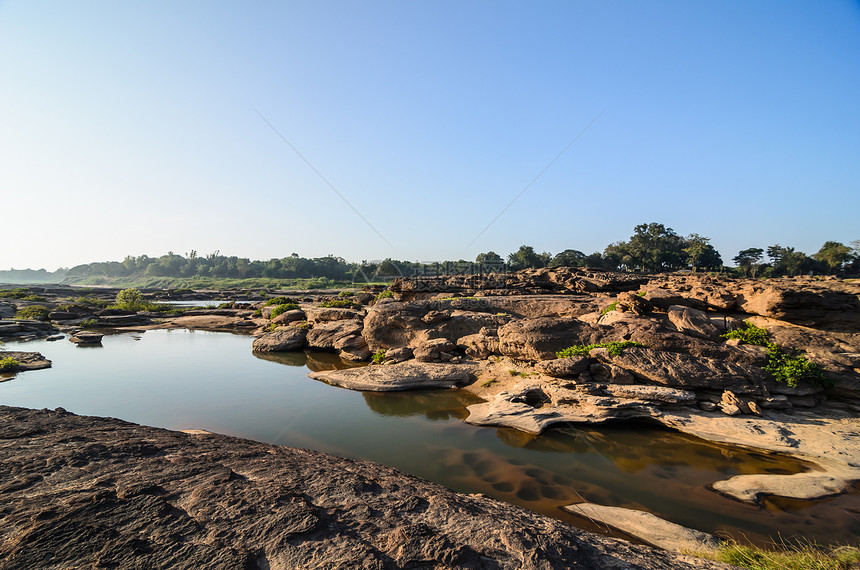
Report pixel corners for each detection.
[4,224,858,285]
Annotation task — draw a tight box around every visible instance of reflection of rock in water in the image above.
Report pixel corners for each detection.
[305,352,367,372]
[252,350,367,372]
[252,350,308,367]
[362,390,482,420]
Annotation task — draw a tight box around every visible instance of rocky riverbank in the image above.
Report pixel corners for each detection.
[0,406,734,569]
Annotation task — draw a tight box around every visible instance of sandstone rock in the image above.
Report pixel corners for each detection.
[456,334,499,360]
[600,384,697,405]
[719,391,750,415]
[306,320,363,351]
[757,395,791,410]
[306,307,363,322]
[535,356,589,378]
[699,401,717,412]
[309,361,474,391]
[644,288,708,311]
[667,305,721,339]
[69,331,103,345]
[252,328,307,352]
[413,338,457,362]
[562,503,719,553]
[497,317,620,361]
[0,351,52,372]
[0,406,734,570]
[594,347,765,393]
[384,347,413,363]
[271,309,306,324]
[589,362,635,384]
[422,310,451,324]
[712,472,856,504]
[615,291,653,315]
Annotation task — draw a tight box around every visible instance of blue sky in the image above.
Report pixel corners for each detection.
[1,1,858,270]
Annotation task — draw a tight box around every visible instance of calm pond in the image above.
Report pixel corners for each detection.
[1,329,857,546]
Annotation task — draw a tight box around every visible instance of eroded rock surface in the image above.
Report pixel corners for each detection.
[0,406,734,570]
[309,361,476,392]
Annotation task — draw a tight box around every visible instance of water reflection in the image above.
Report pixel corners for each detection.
[363,390,482,421]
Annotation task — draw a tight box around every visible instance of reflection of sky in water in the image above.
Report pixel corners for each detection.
[1,329,857,546]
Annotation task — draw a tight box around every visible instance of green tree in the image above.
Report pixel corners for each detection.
[733,248,764,277]
[549,249,586,268]
[475,251,503,264]
[115,288,143,311]
[507,245,547,271]
[615,223,686,272]
[813,241,852,272]
[683,233,722,271]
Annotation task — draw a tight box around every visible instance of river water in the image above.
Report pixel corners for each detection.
[1,329,857,546]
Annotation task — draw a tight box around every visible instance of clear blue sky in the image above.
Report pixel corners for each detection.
[2,0,858,270]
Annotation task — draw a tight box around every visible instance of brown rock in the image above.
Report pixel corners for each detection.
[252,328,307,352]
[667,305,721,339]
[535,357,590,378]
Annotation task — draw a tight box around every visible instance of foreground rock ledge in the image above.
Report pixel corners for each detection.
[0,406,733,570]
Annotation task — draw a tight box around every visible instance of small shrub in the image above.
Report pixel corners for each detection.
[80,319,100,329]
[264,296,293,306]
[269,303,300,319]
[374,290,395,302]
[294,320,312,329]
[217,302,235,309]
[115,288,144,311]
[556,341,644,358]
[481,378,499,388]
[508,369,519,376]
[636,291,646,297]
[318,299,361,309]
[599,301,618,317]
[22,295,46,302]
[14,305,50,321]
[264,323,279,332]
[0,357,20,372]
[371,349,386,364]
[765,343,827,388]
[721,321,769,346]
[252,309,262,317]
[338,291,354,298]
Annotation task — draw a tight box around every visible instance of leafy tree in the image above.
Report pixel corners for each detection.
[507,246,548,271]
[813,241,852,272]
[584,252,604,268]
[549,249,586,268]
[733,248,764,277]
[115,288,143,310]
[683,233,722,271]
[475,251,503,265]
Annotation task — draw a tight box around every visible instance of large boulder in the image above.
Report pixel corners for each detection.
[667,305,721,339]
[497,317,621,361]
[306,320,363,351]
[592,347,766,393]
[252,328,308,352]
[309,361,475,391]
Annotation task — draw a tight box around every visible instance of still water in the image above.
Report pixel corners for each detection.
[1,329,857,546]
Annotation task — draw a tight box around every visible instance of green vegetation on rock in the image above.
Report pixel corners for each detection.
[556,341,644,358]
[599,301,618,317]
[371,349,386,364]
[318,299,361,309]
[269,304,300,318]
[14,305,50,321]
[699,539,860,570]
[721,322,827,388]
[0,357,20,372]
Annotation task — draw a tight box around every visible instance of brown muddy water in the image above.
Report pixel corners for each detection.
[1,329,857,547]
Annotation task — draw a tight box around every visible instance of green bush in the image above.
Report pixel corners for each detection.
[556,341,644,358]
[115,288,144,311]
[80,319,100,329]
[721,321,770,346]
[722,322,827,388]
[252,309,262,317]
[371,349,386,364]
[264,296,294,306]
[269,303,300,318]
[14,305,50,320]
[0,357,20,372]
[318,299,361,309]
[338,291,355,298]
[374,290,394,301]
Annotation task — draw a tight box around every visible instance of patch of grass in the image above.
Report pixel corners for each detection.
[264,297,294,306]
[556,341,644,358]
[374,290,394,302]
[371,349,386,364]
[338,290,355,298]
[0,288,42,300]
[481,378,499,388]
[74,296,111,309]
[636,291,646,297]
[699,539,860,570]
[80,319,100,329]
[318,299,361,309]
[14,305,51,321]
[721,321,770,346]
[269,304,300,319]
[252,309,262,317]
[0,357,20,372]
[264,323,279,332]
[508,369,519,376]
[293,320,312,329]
[599,301,619,316]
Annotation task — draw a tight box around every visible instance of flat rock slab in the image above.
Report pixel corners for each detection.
[0,351,51,372]
[309,361,475,392]
[0,406,733,570]
[563,503,719,553]
[711,472,857,504]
